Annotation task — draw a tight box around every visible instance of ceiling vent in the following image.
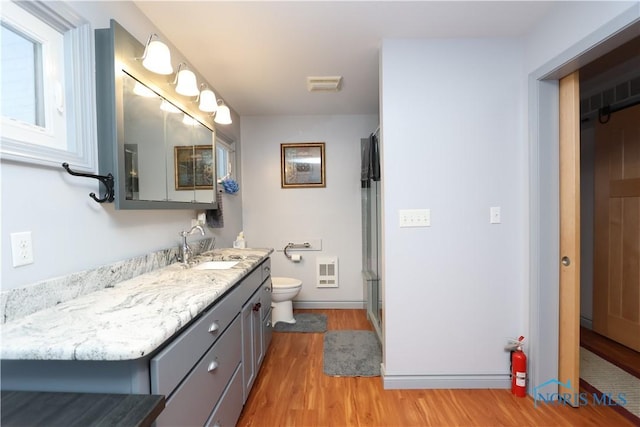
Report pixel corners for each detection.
[307,76,342,92]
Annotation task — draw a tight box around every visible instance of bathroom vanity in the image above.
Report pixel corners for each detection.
[1,248,273,427]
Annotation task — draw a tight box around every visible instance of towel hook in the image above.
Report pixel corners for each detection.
[62,162,115,203]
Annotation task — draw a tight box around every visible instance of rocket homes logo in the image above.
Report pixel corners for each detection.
[533,378,628,408]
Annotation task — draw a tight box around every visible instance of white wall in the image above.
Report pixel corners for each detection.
[524,1,638,74]
[241,115,378,305]
[1,1,242,291]
[380,38,527,386]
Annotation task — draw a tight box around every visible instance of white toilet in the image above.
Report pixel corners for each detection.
[271,277,302,325]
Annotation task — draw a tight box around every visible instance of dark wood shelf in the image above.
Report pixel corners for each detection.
[1,391,164,427]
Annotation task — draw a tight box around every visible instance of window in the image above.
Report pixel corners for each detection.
[1,22,45,127]
[216,133,236,181]
[1,2,66,149]
[0,1,96,172]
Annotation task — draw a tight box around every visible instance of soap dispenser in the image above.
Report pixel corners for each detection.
[233,231,246,249]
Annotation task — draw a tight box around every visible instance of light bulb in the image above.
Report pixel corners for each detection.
[198,89,218,113]
[142,39,173,75]
[214,103,232,125]
[175,68,199,97]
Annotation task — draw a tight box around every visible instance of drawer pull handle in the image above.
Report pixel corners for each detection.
[264,286,271,292]
[207,360,219,372]
[253,302,262,312]
[208,322,219,333]
[264,266,271,272]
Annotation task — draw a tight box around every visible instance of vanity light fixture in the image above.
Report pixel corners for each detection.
[197,84,218,113]
[140,34,173,75]
[214,100,232,125]
[160,99,181,114]
[173,63,199,97]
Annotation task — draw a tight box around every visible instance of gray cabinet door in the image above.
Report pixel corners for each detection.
[241,288,264,402]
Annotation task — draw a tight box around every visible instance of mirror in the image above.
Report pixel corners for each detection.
[96,20,218,210]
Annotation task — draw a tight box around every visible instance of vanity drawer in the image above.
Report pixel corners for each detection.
[235,265,262,304]
[151,290,240,396]
[261,277,272,320]
[154,316,242,427]
[261,258,271,282]
[204,364,243,427]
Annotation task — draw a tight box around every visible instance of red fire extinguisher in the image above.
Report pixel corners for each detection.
[511,336,527,397]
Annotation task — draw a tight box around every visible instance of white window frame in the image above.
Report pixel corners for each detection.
[0,1,96,172]
[2,2,67,149]
[216,132,236,182]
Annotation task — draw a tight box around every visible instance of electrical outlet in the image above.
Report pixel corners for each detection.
[11,231,34,267]
[197,212,206,226]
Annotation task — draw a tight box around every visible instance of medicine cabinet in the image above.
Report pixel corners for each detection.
[95,20,217,209]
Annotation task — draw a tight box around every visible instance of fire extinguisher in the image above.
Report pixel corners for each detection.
[510,336,527,397]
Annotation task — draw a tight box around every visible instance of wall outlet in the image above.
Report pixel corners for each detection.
[197,212,206,225]
[11,231,34,267]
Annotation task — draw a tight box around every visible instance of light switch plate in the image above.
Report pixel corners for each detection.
[490,207,501,224]
[399,209,430,227]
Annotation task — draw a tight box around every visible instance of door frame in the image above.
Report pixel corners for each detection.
[528,8,640,398]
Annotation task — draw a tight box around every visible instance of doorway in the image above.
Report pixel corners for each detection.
[579,37,640,350]
[529,11,640,402]
[576,40,640,418]
[557,36,640,407]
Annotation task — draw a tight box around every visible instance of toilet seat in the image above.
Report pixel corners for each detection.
[271,276,302,289]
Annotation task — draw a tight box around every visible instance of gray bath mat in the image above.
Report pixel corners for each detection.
[323,330,381,377]
[273,313,327,333]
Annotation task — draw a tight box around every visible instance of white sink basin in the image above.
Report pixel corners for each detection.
[193,260,239,270]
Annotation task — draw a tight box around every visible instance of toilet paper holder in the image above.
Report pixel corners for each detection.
[283,242,310,259]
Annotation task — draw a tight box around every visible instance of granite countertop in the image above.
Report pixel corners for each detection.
[0,248,272,362]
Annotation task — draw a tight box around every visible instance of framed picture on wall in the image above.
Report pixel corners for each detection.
[174,145,215,190]
[280,142,326,188]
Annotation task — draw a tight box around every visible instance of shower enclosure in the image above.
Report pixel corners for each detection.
[361,129,382,340]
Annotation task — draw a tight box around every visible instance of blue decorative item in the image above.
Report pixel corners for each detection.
[221,178,239,194]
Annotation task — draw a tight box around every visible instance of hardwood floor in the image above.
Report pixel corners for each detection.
[237,309,634,426]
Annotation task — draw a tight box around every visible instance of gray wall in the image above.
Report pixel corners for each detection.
[380,38,527,387]
[240,114,378,305]
[378,0,638,389]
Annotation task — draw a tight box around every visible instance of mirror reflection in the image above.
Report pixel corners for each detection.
[122,73,215,204]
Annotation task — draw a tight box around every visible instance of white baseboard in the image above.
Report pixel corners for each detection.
[293,301,366,309]
[381,365,510,389]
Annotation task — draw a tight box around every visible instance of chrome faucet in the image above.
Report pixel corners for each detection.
[179,225,205,265]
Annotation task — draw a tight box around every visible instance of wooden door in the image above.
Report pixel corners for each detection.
[559,71,581,407]
[593,103,640,352]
